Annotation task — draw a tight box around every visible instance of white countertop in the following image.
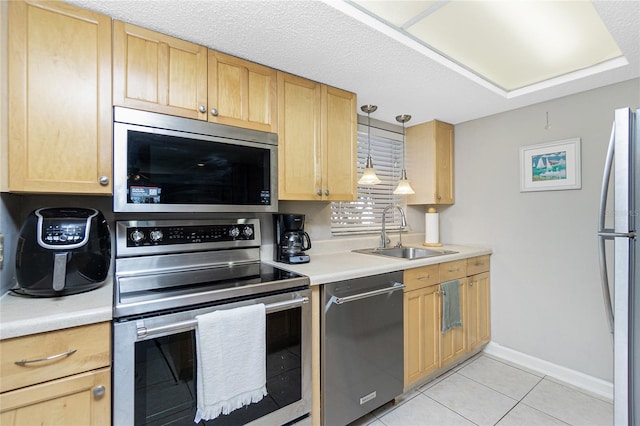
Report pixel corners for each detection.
[264,243,492,285]
[0,233,491,340]
[0,279,113,340]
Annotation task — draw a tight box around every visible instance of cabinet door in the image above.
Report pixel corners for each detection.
[434,120,454,204]
[113,21,208,120]
[8,0,112,194]
[467,272,491,350]
[440,278,467,366]
[277,72,322,200]
[405,120,454,205]
[208,51,277,132]
[0,368,110,426]
[404,286,440,388]
[321,85,357,201]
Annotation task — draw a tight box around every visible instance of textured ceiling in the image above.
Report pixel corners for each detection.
[66,0,640,126]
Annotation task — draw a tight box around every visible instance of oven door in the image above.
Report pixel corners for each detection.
[113,288,311,426]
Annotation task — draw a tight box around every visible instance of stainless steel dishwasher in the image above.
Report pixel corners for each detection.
[321,271,405,426]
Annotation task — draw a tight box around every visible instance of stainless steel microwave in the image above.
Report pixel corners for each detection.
[113,107,278,213]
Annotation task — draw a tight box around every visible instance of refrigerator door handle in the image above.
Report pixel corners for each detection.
[598,231,637,239]
[597,121,616,334]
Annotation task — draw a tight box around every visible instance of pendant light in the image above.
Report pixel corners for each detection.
[357,105,381,185]
[393,114,415,195]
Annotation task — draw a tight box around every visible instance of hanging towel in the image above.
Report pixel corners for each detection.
[194,304,268,423]
[441,279,462,334]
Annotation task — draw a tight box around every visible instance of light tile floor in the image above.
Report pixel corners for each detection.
[345,354,613,426]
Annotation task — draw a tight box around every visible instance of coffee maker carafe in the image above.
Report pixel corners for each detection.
[274,214,311,264]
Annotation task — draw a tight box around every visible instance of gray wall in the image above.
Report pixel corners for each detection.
[440,78,640,381]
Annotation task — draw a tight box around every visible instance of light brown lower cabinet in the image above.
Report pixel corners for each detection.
[404,256,490,389]
[0,322,111,425]
[0,368,111,426]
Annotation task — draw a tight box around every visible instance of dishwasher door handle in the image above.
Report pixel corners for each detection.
[334,282,405,305]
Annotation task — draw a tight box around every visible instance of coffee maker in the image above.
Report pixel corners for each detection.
[273,214,312,264]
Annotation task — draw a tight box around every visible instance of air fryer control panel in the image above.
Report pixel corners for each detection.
[35,208,97,250]
[41,219,88,245]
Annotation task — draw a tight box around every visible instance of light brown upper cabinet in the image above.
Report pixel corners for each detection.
[113,21,208,120]
[208,51,277,133]
[8,0,112,194]
[277,72,357,201]
[405,120,454,205]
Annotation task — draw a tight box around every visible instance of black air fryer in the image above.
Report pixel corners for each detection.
[15,208,111,297]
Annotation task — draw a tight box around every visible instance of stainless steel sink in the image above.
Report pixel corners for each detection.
[352,246,457,260]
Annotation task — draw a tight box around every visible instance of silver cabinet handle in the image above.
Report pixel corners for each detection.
[198,105,207,113]
[334,282,405,305]
[99,176,109,185]
[436,290,447,296]
[92,385,106,399]
[316,189,322,196]
[324,189,330,196]
[14,349,77,366]
[469,281,474,287]
[210,108,219,116]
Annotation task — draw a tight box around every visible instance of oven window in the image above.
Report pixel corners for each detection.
[134,308,302,425]
[126,130,271,206]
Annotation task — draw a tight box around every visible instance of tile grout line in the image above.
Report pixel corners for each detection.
[420,390,481,426]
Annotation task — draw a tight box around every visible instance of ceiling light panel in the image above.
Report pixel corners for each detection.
[352,0,624,92]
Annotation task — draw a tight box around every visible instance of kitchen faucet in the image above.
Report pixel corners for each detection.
[380,204,407,249]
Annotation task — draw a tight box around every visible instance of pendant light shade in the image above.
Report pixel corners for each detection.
[358,105,381,185]
[393,114,415,195]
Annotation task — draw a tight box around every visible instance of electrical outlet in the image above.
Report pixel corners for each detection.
[0,234,4,269]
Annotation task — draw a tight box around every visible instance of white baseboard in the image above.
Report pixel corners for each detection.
[483,341,613,401]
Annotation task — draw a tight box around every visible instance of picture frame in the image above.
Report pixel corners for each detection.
[520,138,581,192]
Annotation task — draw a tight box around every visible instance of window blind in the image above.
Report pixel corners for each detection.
[331,124,405,235]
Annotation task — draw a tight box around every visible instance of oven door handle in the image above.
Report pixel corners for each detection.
[136,296,309,339]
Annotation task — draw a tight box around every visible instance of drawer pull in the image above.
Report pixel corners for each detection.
[14,349,77,366]
[448,267,460,272]
[417,275,431,280]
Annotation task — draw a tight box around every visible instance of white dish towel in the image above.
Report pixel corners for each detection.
[194,303,267,423]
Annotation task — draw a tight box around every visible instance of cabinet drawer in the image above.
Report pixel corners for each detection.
[0,322,110,393]
[439,260,467,282]
[404,264,439,291]
[467,255,490,275]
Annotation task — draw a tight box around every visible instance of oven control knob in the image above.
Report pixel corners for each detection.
[242,226,253,238]
[130,230,145,243]
[229,227,240,238]
[150,230,163,242]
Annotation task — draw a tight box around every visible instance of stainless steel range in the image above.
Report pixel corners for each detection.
[112,218,311,426]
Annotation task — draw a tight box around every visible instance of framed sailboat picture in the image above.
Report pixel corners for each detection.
[520,138,581,192]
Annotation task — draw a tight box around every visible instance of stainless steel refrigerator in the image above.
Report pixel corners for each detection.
[598,107,638,425]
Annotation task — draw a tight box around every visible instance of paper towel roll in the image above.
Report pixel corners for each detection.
[425,211,440,246]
